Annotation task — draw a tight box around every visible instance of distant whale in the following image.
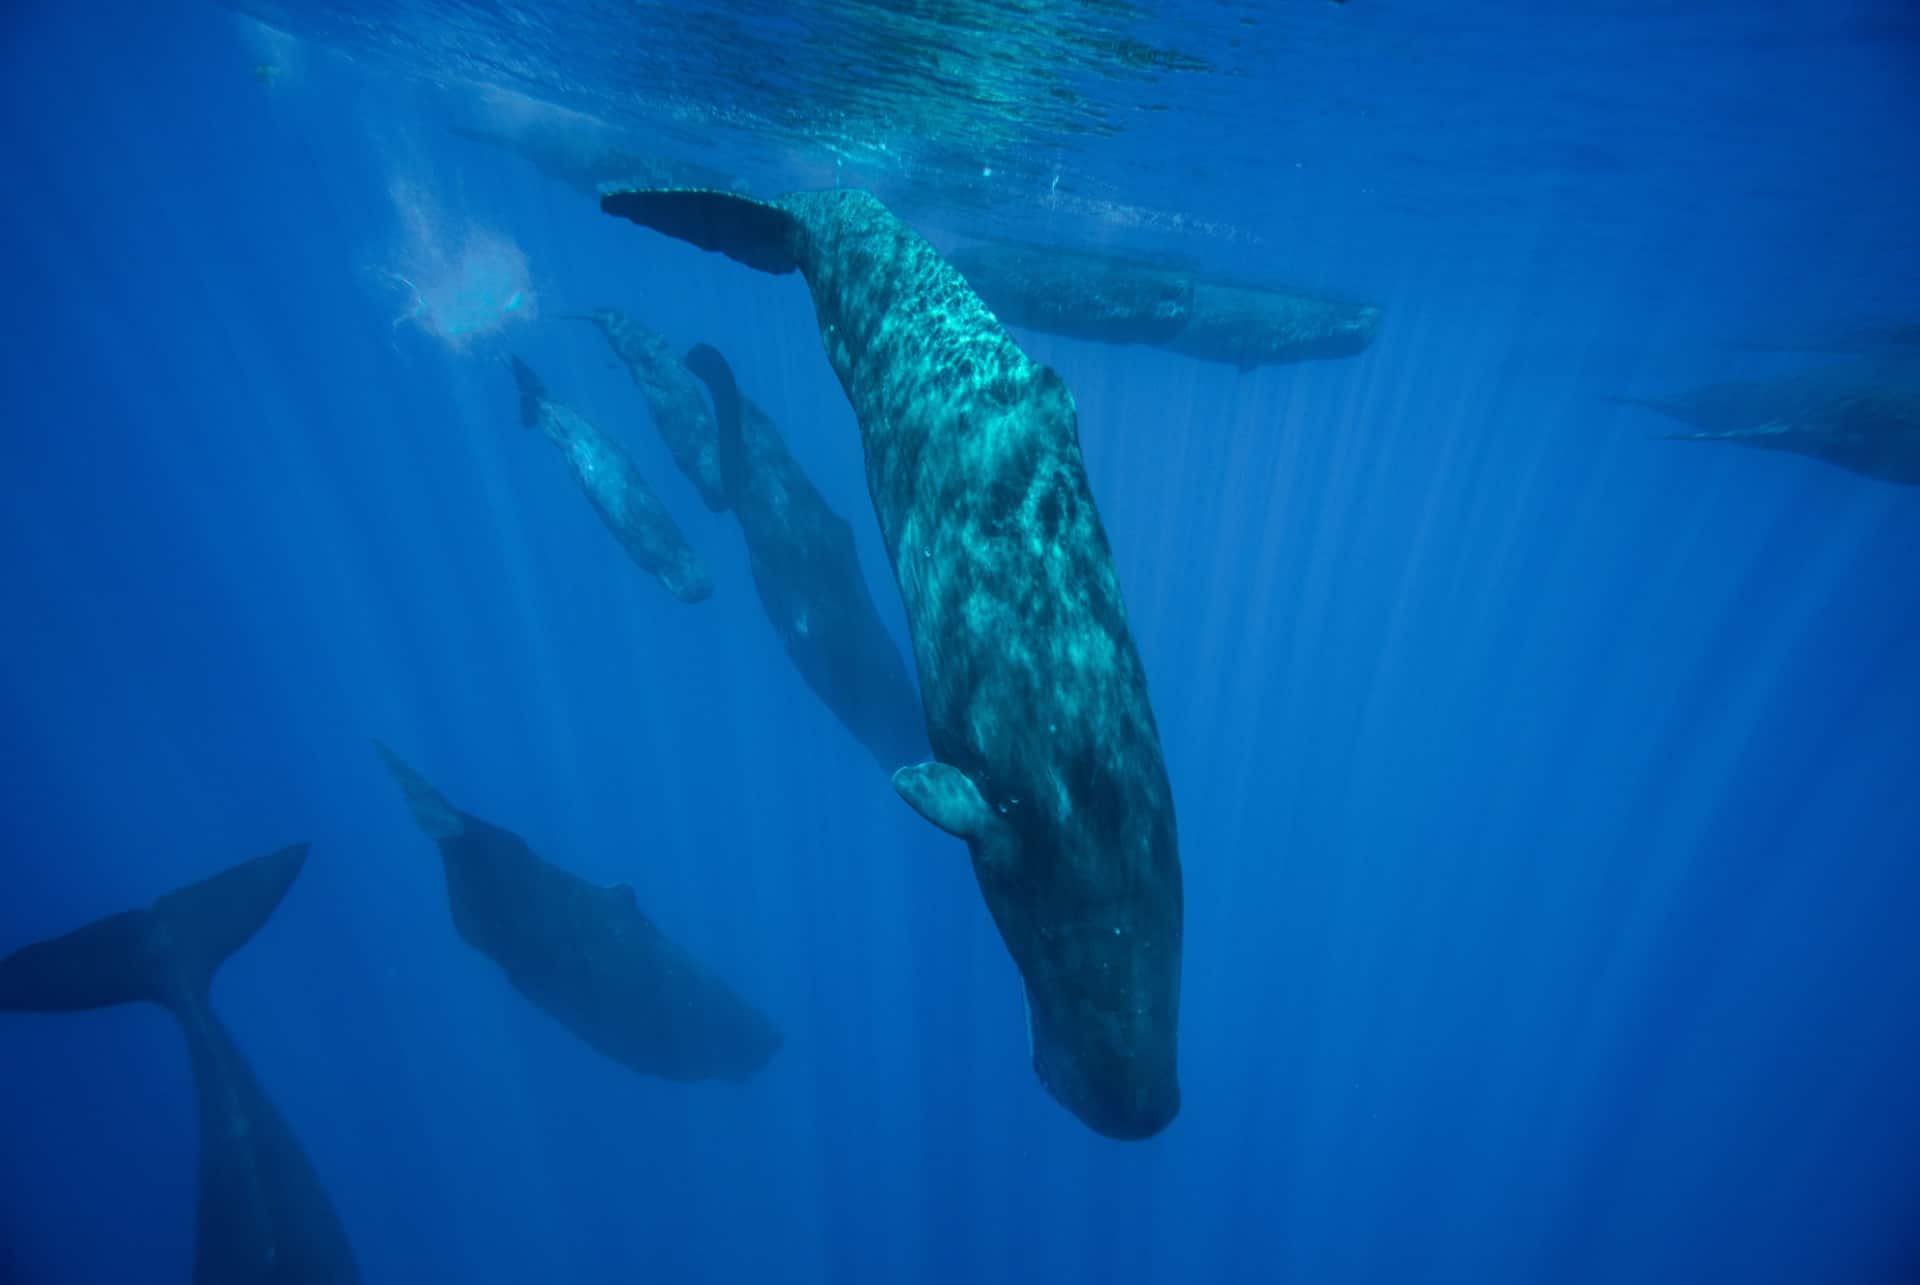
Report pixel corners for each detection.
[683,341,925,770]
[1729,319,1920,356]
[375,743,781,1082]
[603,186,1183,1139]
[0,844,362,1283]
[1613,362,1920,485]
[947,239,1380,372]
[509,355,714,601]
[563,308,730,511]
[450,123,741,202]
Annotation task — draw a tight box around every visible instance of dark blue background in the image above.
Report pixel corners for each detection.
[2,3,1916,1282]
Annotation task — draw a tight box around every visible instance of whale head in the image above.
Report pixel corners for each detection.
[894,759,1182,1140]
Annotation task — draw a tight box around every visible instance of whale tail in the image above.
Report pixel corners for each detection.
[601,189,800,275]
[508,354,547,429]
[0,844,310,1014]
[372,740,468,842]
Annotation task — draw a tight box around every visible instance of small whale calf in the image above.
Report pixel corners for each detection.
[684,341,925,771]
[1615,361,1920,485]
[603,185,1183,1139]
[948,239,1380,372]
[564,308,732,512]
[509,355,714,600]
[0,844,362,1284]
[376,742,782,1082]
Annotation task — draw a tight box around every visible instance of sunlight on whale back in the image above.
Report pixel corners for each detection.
[380,180,536,351]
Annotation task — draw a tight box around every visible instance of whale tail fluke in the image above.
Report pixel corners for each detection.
[601,189,800,275]
[508,354,547,428]
[0,844,310,1014]
[372,740,467,842]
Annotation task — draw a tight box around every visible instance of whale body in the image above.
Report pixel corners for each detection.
[948,239,1380,372]
[376,743,781,1082]
[683,341,925,771]
[509,355,714,600]
[603,186,1182,1139]
[565,308,732,512]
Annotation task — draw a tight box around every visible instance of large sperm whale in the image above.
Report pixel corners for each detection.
[0,844,362,1283]
[602,185,1183,1139]
[376,742,781,1083]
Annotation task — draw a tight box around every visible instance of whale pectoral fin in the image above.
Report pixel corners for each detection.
[601,188,800,275]
[891,761,993,840]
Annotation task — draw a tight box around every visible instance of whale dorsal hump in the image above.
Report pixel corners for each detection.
[891,761,994,841]
[601,188,800,276]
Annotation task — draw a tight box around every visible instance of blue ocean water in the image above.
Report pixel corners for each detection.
[2,1,1917,1282]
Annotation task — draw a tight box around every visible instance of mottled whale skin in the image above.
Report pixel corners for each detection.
[565,308,730,511]
[509,355,714,600]
[603,186,1182,1139]
[376,743,781,1082]
[1615,362,1920,485]
[0,845,362,1284]
[947,239,1380,372]
[684,341,925,771]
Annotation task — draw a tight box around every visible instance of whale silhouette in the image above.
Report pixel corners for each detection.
[1613,360,1920,485]
[683,340,925,771]
[376,742,781,1083]
[949,238,1380,372]
[0,844,362,1283]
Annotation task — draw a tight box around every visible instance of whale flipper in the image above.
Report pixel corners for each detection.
[0,844,309,1012]
[891,761,994,841]
[602,189,800,274]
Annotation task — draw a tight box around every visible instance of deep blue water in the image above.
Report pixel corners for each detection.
[2,2,1918,1282]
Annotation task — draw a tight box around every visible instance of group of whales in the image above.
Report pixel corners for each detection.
[460,119,1920,485]
[3,178,1200,1281]
[514,304,926,771]
[0,745,777,1285]
[514,182,1188,1139]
